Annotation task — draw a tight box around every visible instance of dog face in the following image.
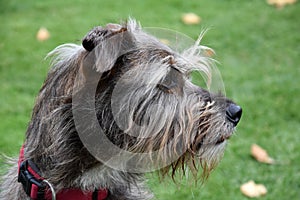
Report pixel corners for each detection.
[72,20,242,177]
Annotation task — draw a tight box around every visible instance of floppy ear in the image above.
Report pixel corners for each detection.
[81,24,135,75]
[82,24,129,51]
[82,26,107,52]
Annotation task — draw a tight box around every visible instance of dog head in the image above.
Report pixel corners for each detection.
[41,19,242,184]
[71,19,242,178]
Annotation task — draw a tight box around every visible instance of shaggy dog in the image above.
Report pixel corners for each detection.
[0,19,242,200]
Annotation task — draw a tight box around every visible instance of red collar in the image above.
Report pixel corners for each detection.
[18,145,108,200]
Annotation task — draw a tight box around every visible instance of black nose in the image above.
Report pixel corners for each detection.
[226,104,242,126]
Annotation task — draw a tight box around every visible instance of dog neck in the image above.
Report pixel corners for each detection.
[17,145,108,200]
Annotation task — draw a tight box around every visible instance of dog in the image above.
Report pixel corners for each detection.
[0,19,242,200]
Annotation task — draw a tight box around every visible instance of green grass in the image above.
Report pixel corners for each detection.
[1,0,299,199]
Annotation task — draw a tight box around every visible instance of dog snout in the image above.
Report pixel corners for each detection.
[226,103,242,126]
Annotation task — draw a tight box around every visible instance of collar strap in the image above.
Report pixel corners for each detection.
[17,145,108,200]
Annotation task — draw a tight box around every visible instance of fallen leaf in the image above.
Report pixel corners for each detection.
[36,27,50,41]
[204,48,215,57]
[251,144,274,164]
[181,13,201,25]
[159,38,170,45]
[240,180,267,198]
[267,0,297,8]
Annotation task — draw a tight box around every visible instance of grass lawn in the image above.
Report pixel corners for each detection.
[1,0,299,199]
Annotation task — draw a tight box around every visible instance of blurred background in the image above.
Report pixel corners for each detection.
[0,0,299,199]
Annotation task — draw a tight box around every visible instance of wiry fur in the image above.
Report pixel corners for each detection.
[0,19,241,200]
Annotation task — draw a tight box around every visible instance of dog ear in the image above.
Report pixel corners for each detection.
[157,67,184,95]
[82,26,107,52]
[82,24,128,52]
[81,24,135,75]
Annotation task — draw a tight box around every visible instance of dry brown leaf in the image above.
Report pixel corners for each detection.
[251,144,274,164]
[36,27,50,41]
[267,0,297,8]
[240,180,267,198]
[204,49,215,57]
[181,13,201,25]
[159,38,170,45]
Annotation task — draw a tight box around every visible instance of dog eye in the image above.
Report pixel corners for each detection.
[157,67,184,95]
